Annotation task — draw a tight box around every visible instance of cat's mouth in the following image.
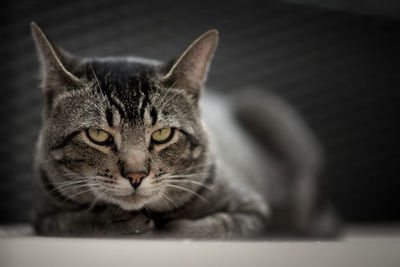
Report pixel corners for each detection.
[117,190,151,200]
[108,187,159,211]
[116,194,157,211]
[117,192,142,202]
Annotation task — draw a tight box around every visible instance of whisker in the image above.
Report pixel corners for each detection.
[53,183,99,193]
[175,163,213,173]
[90,64,102,91]
[143,205,152,217]
[50,182,102,193]
[49,179,92,186]
[163,179,214,191]
[114,204,122,217]
[162,173,209,179]
[157,163,213,179]
[63,189,95,202]
[88,190,108,210]
[161,194,178,210]
[163,184,208,203]
[160,88,183,112]
[61,174,101,179]
[158,80,178,106]
[51,179,102,187]
[156,196,170,210]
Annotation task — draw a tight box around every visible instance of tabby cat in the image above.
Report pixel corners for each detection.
[31,22,336,238]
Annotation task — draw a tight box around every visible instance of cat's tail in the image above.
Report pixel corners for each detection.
[233,88,339,236]
[233,88,323,176]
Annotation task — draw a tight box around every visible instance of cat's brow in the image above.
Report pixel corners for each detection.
[150,107,158,126]
[105,108,113,127]
[107,94,126,120]
[50,131,81,151]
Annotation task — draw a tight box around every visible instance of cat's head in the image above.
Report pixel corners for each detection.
[32,22,218,212]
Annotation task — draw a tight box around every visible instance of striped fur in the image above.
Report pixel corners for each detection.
[31,23,337,239]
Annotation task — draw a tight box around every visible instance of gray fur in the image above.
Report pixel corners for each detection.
[31,22,337,239]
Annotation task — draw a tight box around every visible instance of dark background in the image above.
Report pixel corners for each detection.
[1,0,399,224]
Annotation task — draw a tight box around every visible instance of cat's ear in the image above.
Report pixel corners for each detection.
[162,29,219,101]
[31,22,83,105]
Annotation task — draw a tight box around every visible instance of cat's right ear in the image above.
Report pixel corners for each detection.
[31,22,83,105]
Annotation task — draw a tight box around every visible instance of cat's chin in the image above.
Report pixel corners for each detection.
[109,193,154,211]
[117,201,145,211]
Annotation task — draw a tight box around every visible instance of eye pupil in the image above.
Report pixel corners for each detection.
[151,127,173,144]
[87,128,111,145]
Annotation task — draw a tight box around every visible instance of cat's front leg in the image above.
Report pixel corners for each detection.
[107,210,156,236]
[157,179,270,239]
[35,206,155,237]
[160,212,266,239]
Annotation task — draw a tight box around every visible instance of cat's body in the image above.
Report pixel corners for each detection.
[31,23,336,239]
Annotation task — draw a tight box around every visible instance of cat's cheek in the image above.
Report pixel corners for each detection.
[151,130,182,153]
[114,177,134,195]
[158,141,190,166]
[192,146,202,159]
[136,177,153,194]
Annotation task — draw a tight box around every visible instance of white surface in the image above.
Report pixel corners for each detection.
[1,224,400,267]
[1,236,400,267]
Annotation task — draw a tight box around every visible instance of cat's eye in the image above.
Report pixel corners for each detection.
[86,128,111,145]
[151,128,174,144]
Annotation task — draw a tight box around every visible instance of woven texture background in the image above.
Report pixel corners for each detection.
[1,0,399,223]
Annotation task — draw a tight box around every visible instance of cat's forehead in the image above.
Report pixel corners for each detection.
[71,58,191,130]
[85,58,162,93]
[82,59,163,121]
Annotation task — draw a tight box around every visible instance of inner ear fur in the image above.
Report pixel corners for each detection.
[162,29,219,101]
[31,22,83,105]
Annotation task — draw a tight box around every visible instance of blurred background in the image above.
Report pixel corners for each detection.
[0,0,399,225]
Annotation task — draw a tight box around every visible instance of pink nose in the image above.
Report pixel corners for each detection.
[124,172,147,188]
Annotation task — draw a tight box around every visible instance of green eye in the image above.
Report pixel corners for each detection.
[86,129,111,145]
[151,128,173,144]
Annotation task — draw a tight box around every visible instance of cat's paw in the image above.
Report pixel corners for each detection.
[127,212,155,234]
[159,219,209,239]
[113,212,155,235]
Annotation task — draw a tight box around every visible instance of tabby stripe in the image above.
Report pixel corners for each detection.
[105,108,113,127]
[108,96,127,119]
[181,130,203,150]
[55,158,85,165]
[139,83,150,120]
[39,167,84,206]
[150,107,158,126]
[50,131,80,151]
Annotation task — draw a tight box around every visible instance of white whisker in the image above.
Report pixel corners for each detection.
[88,190,108,210]
[160,88,183,112]
[54,183,100,193]
[163,184,208,203]
[162,173,208,179]
[90,64,102,91]
[175,163,213,173]
[158,80,178,106]
[163,179,214,191]
[161,194,179,210]
[63,188,99,202]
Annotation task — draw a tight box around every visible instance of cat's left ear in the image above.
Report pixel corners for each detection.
[162,30,219,101]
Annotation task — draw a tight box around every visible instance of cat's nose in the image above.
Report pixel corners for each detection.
[123,171,147,189]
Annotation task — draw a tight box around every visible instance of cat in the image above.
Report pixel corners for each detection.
[31,22,337,239]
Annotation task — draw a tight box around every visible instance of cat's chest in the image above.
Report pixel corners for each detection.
[200,92,279,195]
